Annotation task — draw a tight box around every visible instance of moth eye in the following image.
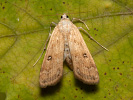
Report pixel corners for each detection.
[66,15,69,18]
[61,16,63,19]
[47,56,52,61]
[83,53,87,58]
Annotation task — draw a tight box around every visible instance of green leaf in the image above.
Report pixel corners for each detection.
[0,0,132,100]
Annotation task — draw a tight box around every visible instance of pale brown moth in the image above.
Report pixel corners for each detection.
[36,14,108,88]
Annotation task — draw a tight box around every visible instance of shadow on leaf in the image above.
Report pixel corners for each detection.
[74,79,99,93]
[40,81,61,96]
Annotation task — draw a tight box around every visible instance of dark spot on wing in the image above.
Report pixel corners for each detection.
[83,53,87,58]
[47,56,52,61]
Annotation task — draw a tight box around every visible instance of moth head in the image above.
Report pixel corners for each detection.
[61,14,69,19]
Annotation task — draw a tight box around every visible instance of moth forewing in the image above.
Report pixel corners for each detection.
[68,24,99,84]
[39,26,64,88]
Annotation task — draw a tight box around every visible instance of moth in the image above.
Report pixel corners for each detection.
[39,14,108,88]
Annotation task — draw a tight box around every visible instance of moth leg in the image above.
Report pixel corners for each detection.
[33,22,57,67]
[50,22,57,34]
[72,18,90,31]
[78,27,109,51]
